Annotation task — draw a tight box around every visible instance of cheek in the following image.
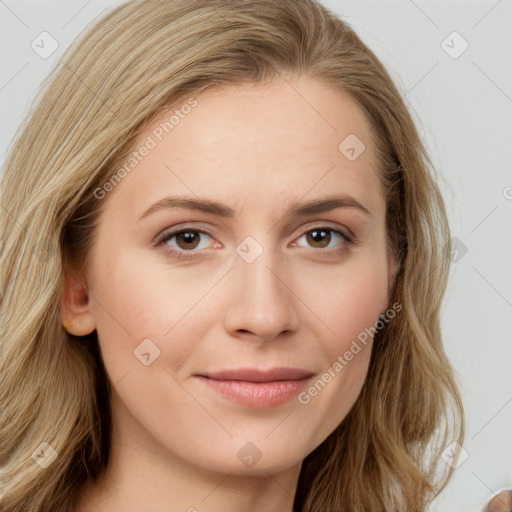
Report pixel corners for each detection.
[295,249,390,351]
[88,246,227,381]
[292,252,389,431]
[326,257,388,378]
[328,264,388,349]
[87,251,175,374]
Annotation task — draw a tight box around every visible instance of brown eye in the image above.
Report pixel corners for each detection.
[174,231,202,250]
[155,228,216,257]
[297,228,351,250]
[306,229,332,248]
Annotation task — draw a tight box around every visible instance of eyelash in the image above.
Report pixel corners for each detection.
[153,225,355,261]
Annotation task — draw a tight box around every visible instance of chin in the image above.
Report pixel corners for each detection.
[189,439,308,476]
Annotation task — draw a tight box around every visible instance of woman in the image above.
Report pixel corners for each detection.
[0,0,464,510]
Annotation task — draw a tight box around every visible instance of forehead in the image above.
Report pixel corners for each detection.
[107,77,384,217]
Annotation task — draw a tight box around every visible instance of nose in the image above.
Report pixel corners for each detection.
[223,243,300,342]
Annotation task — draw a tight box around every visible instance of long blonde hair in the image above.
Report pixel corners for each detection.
[0,1,464,510]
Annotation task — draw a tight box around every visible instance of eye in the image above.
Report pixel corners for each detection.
[294,227,352,250]
[154,227,219,259]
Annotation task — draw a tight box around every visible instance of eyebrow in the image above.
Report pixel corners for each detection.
[138,194,371,221]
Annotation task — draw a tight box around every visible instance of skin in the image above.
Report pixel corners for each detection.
[62,76,397,512]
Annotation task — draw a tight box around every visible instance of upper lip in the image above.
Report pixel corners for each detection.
[198,367,315,383]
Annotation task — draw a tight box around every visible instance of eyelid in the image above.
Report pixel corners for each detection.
[295,221,355,243]
[152,224,218,246]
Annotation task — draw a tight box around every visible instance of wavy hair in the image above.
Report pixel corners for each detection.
[0,0,464,510]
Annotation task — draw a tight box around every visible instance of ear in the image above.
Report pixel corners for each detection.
[59,270,96,336]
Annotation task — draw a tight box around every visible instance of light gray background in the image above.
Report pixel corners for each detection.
[1,1,511,510]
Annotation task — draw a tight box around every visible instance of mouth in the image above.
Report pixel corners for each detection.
[195,367,315,408]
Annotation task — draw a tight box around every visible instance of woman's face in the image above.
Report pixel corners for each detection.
[71,76,395,475]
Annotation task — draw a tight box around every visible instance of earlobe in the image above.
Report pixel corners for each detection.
[60,274,96,336]
[62,312,96,336]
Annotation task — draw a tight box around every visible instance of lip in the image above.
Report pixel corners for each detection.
[196,367,315,408]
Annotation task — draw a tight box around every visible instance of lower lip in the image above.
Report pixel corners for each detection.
[197,376,311,407]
